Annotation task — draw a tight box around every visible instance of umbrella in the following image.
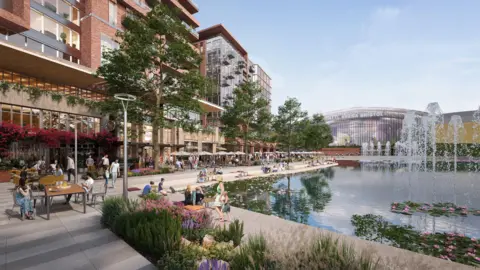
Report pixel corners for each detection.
[172,151,190,156]
[235,151,245,155]
[199,151,213,156]
[216,151,229,155]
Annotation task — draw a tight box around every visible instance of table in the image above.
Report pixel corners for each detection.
[44,184,86,220]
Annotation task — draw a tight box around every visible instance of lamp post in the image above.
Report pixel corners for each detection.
[114,94,137,200]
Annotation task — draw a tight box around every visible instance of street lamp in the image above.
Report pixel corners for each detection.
[114,93,137,199]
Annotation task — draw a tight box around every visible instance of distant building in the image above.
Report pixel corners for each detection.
[250,63,272,112]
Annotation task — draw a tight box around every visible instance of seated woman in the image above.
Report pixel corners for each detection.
[16,177,34,220]
[195,186,205,205]
[55,164,64,176]
[216,167,223,175]
[183,185,193,205]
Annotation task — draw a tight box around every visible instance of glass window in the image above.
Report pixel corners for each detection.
[1,104,11,123]
[44,0,57,13]
[30,10,43,32]
[61,52,71,62]
[32,109,40,128]
[58,0,70,20]
[44,45,57,57]
[51,112,59,129]
[59,113,67,130]
[59,25,70,44]
[94,118,100,133]
[8,33,26,47]
[69,114,75,132]
[22,107,31,127]
[109,1,117,26]
[71,30,79,49]
[100,34,118,63]
[27,38,43,53]
[72,7,79,25]
[43,16,57,40]
[12,106,21,126]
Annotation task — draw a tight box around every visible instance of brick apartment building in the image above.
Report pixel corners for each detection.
[0,0,224,166]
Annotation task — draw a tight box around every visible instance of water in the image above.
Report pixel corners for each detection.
[210,167,480,237]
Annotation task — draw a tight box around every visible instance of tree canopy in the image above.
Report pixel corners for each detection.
[97,3,212,168]
[221,81,271,155]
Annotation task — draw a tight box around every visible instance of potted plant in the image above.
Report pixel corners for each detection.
[62,13,69,20]
[60,32,67,44]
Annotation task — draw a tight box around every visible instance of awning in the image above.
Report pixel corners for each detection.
[0,40,104,88]
[196,98,224,113]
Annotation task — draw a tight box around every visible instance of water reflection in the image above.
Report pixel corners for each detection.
[204,166,480,238]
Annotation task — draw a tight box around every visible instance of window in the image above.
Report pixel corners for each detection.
[43,16,57,39]
[30,9,42,32]
[109,1,117,26]
[100,34,119,63]
[71,30,79,48]
[58,0,70,20]
[44,0,57,13]
[72,7,79,25]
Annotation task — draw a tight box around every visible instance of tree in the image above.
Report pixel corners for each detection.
[301,114,333,150]
[273,98,307,161]
[221,81,271,157]
[97,3,212,169]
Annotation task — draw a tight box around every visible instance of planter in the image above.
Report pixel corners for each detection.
[0,170,11,183]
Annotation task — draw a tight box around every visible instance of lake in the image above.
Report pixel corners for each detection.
[205,164,480,238]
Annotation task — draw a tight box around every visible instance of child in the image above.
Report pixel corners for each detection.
[220,191,231,222]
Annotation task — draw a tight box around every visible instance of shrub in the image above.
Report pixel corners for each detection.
[182,228,214,244]
[229,235,275,270]
[113,210,182,261]
[213,219,244,247]
[143,192,161,201]
[157,245,199,270]
[101,197,131,228]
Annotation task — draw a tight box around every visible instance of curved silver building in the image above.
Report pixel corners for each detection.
[324,107,425,146]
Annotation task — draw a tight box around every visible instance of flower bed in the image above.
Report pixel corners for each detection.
[101,196,379,269]
[352,214,480,267]
[390,201,480,217]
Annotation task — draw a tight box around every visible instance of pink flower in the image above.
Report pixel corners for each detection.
[448,245,456,250]
[476,257,480,262]
[449,207,455,212]
[391,206,396,209]
[472,238,477,242]
[457,233,465,237]
[433,245,440,249]
[446,248,452,252]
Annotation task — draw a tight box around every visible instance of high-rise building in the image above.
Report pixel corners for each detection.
[250,63,272,112]
[0,0,223,164]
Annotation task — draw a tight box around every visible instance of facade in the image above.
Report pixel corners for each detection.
[438,110,480,144]
[196,24,276,153]
[0,0,223,166]
[250,63,272,112]
[324,107,426,146]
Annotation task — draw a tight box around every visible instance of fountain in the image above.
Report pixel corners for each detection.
[385,141,391,156]
[448,115,465,205]
[369,141,374,156]
[377,142,382,156]
[426,102,444,203]
[361,142,368,156]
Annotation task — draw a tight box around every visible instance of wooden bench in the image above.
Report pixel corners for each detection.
[184,205,205,211]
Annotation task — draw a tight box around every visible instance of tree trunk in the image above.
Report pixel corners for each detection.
[243,129,248,163]
[152,93,163,170]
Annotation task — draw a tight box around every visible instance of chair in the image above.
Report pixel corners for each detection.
[39,175,64,186]
[30,185,45,211]
[91,184,107,207]
[9,191,22,220]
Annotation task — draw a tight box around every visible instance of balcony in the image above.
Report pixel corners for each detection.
[177,0,198,14]
[249,65,255,73]
[226,74,234,79]
[222,58,230,65]
[226,51,235,59]
[234,69,241,75]
[182,22,199,41]
[221,81,230,87]
[161,0,200,28]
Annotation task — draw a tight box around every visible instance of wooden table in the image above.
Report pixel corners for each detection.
[44,184,86,220]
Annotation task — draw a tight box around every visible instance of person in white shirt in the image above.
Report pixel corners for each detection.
[101,154,110,185]
[67,155,75,182]
[109,159,120,188]
[86,155,95,173]
[65,172,95,204]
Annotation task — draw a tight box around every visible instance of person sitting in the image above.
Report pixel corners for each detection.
[195,186,205,205]
[55,164,63,176]
[158,178,167,196]
[16,177,34,220]
[197,169,206,183]
[142,181,154,196]
[272,165,278,173]
[184,185,193,205]
[65,173,95,204]
[216,167,223,175]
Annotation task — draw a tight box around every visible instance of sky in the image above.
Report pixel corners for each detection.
[194,0,480,115]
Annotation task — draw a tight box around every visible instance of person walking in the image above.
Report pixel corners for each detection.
[67,155,75,182]
[101,154,110,185]
[110,159,120,188]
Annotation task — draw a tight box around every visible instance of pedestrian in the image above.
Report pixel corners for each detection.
[110,159,120,188]
[67,155,75,182]
[86,155,95,173]
[101,154,110,185]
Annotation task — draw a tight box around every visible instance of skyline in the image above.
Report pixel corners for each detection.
[194,0,480,115]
